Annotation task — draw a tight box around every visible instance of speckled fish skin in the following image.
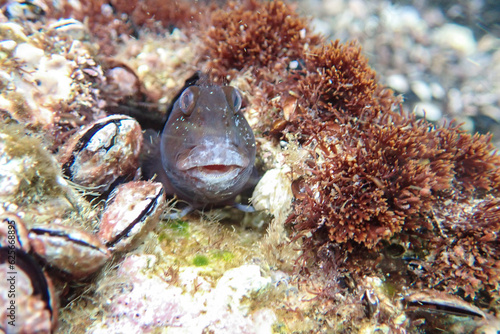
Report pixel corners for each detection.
[159,83,256,208]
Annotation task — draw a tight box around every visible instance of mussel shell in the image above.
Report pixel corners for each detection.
[0,247,58,333]
[28,224,111,279]
[98,181,165,252]
[0,213,30,252]
[404,291,486,318]
[59,115,142,193]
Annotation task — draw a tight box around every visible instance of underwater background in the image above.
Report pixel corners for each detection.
[0,0,499,333]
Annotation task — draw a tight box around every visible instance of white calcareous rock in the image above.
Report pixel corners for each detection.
[94,255,277,334]
[252,166,293,223]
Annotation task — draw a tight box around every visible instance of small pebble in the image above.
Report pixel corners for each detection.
[411,80,432,101]
[0,22,29,42]
[311,18,332,37]
[448,88,463,114]
[387,74,409,93]
[323,0,346,16]
[458,116,475,133]
[432,23,476,56]
[413,102,442,121]
[0,40,16,52]
[430,82,446,100]
[13,43,44,68]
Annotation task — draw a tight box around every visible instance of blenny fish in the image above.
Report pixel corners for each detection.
[143,75,256,212]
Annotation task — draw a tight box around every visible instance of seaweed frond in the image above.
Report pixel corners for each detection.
[204,0,321,77]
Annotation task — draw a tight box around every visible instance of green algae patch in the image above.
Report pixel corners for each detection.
[168,220,190,237]
[193,254,210,267]
[192,250,234,267]
[382,281,398,299]
[155,213,268,276]
[158,219,190,243]
[272,323,288,334]
[157,231,168,243]
[210,249,235,263]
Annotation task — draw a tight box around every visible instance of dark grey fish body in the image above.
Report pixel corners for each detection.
[156,83,256,208]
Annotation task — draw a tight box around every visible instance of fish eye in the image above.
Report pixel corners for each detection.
[179,86,199,116]
[223,87,242,114]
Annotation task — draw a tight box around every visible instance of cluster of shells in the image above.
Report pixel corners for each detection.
[1,114,166,332]
[0,3,174,331]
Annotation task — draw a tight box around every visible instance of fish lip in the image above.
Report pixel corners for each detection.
[184,165,243,183]
[192,165,239,174]
[175,143,250,172]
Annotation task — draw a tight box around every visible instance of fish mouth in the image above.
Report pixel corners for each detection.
[175,144,249,181]
[186,165,242,183]
[195,165,238,174]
